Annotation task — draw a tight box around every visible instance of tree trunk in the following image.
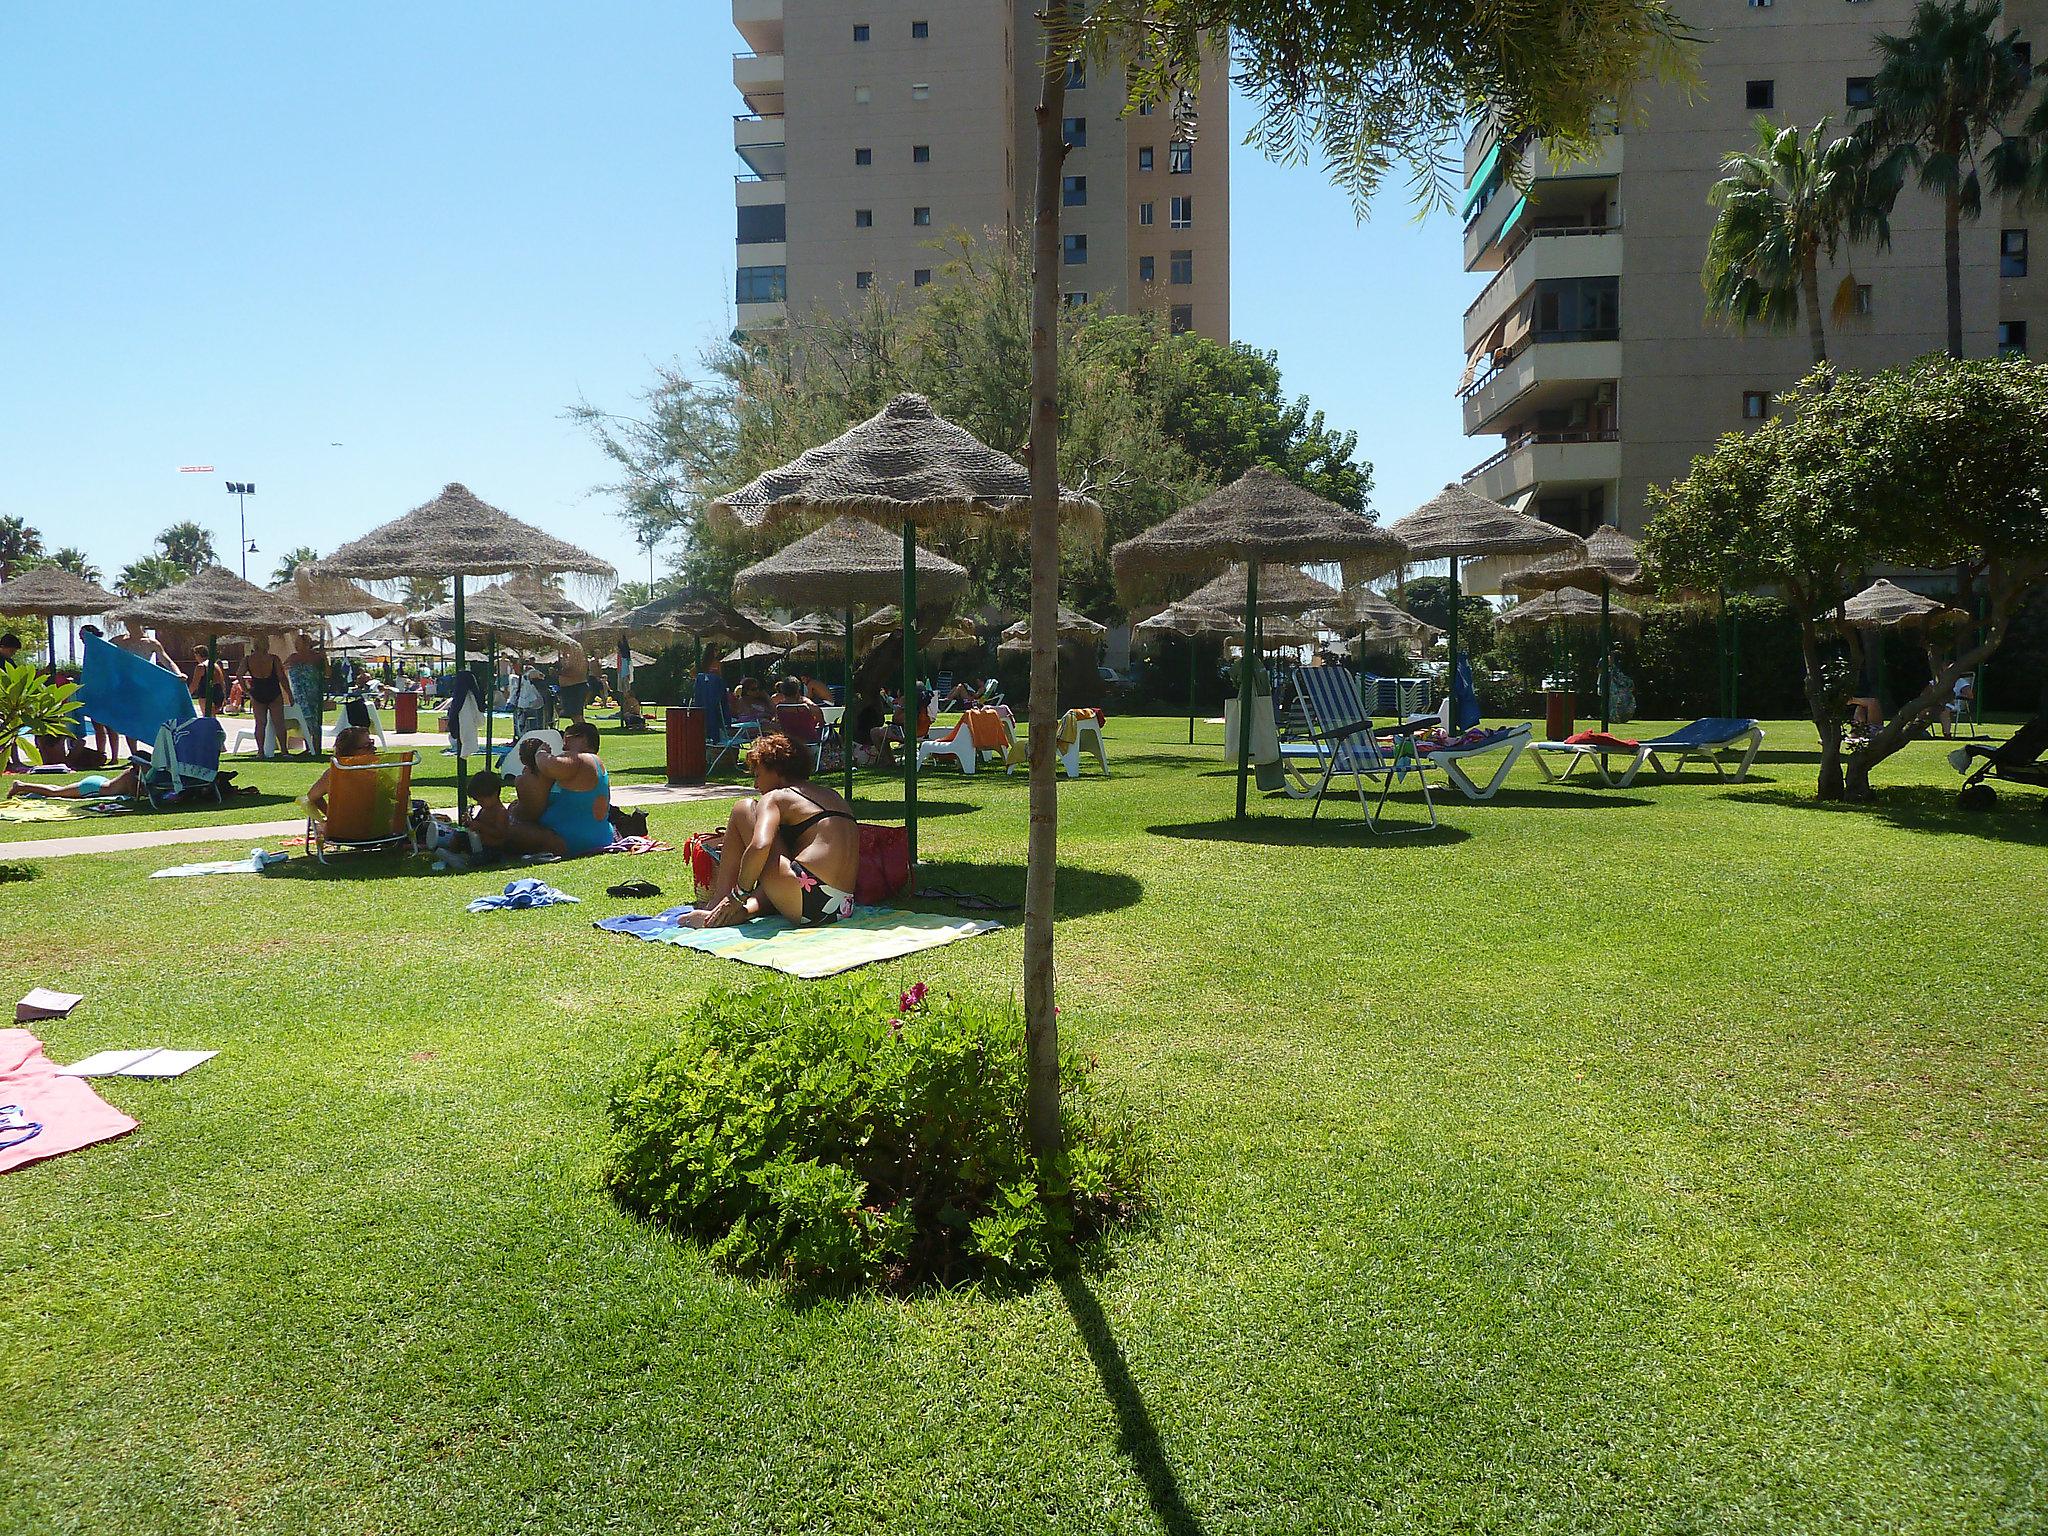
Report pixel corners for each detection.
[1797,616,1845,800]
[1944,189,1963,359]
[1801,251,1827,365]
[1022,8,1070,1170]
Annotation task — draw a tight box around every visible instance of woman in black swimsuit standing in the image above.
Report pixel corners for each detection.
[243,645,293,760]
[684,732,861,928]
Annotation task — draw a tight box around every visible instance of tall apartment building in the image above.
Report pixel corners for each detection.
[1455,0,2047,540]
[731,1,1229,340]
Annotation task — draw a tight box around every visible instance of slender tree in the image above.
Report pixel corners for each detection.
[49,548,100,583]
[272,545,320,584]
[1860,0,2032,357]
[401,576,449,612]
[156,520,219,570]
[0,516,45,581]
[1704,117,1893,363]
[116,554,189,597]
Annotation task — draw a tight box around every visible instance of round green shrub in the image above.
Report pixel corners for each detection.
[601,976,1148,1289]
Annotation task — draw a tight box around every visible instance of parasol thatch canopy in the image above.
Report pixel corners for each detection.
[0,565,121,616]
[1227,617,1318,649]
[285,568,407,618]
[112,565,319,636]
[422,588,571,650]
[1386,483,1583,563]
[1501,525,1645,597]
[311,483,614,581]
[1338,586,1442,647]
[490,568,591,623]
[1181,562,1342,618]
[618,590,774,647]
[709,393,1101,537]
[1833,578,1971,631]
[859,608,980,655]
[731,515,970,612]
[1133,600,1241,641]
[1111,467,1406,591]
[1499,587,1643,633]
[998,606,1106,652]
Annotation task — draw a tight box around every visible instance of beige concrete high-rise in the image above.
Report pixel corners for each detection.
[731,1,1229,340]
[1455,0,2045,539]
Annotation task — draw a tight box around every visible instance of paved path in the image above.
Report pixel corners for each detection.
[0,782,743,861]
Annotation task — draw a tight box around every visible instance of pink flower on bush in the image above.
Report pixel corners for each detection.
[898,982,929,1014]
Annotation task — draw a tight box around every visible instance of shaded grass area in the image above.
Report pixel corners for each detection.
[2,717,2045,1533]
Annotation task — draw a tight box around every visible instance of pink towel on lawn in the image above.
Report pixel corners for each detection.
[0,1028,137,1175]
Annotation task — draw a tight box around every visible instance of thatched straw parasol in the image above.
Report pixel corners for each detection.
[1134,601,1238,744]
[1112,467,1407,819]
[714,397,1099,860]
[0,565,122,664]
[112,565,319,639]
[310,483,612,809]
[285,569,406,620]
[1338,585,1440,647]
[1500,587,1642,634]
[1180,562,1342,618]
[423,588,569,651]
[1384,484,1580,730]
[619,590,774,651]
[1499,525,1645,730]
[859,607,980,657]
[491,568,591,625]
[1834,578,1969,631]
[997,606,1105,653]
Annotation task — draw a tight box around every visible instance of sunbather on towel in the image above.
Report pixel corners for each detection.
[684,731,858,929]
[6,763,142,800]
[500,720,613,858]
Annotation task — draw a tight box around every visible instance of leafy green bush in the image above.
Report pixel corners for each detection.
[601,977,1148,1290]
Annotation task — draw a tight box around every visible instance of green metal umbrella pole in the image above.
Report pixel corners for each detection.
[842,606,855,804]
[901,518,918,865]
[453,575,468,817]
[484,631,497,764]
[1234,562,1260,819]
[1187,635,1198,745]
[1599,579,1613,733]
[1446,556,1461,729]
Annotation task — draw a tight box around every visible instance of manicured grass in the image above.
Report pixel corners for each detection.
[2,717,2044,1533]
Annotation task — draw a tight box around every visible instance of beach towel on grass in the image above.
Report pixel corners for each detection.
[150,851,288,878]
[0,1028,137,1175]
[468,878,579,913]
[594,905,1001,979]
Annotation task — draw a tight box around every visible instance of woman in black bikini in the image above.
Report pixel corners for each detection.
[243,645,293,759]
[684,732,861,928]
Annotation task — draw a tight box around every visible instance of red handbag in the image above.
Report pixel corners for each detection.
[855,823,912,905]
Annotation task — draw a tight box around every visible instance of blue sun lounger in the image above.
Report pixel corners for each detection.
[1637,718,1764,781]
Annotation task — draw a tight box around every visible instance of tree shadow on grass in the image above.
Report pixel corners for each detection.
[1147,814,1473,847]
[1057,1268,1209,1536]
[910,858,1142,920]
[838,797,983,822]
[1729,783,2048,846]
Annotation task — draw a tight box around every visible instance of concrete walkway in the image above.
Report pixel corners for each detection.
[0,781,744,861]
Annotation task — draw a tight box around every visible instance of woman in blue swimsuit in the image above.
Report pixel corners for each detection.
[502,720,614,857]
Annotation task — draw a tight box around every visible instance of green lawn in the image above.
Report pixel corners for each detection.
[3,717,2044,1533]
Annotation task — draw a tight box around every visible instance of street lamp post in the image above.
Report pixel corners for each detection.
[225,481,256,578]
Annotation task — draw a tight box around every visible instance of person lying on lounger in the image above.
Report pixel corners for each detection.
[5,762,142,800]
[684,731,859,929]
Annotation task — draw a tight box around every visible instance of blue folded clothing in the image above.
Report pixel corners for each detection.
[467,878,580,913]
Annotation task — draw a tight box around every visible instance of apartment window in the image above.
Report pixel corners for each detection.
[855,208,873,228]
[913,268,933,288]
[1170,195,1192,228]
[855,271,873,289]
[1746,79,1775,110]
[737,204,786,244]
[853,23,870,41]
[1139,200,1154,225]
[1853,283,1873,315]
[1138,146,1154,171]
[1139,255,1155,282]
[912,206,931,226]
[911,19,929,38]
[855,85,872,105]
[1170,304,1194,334]
[1846,76,1874,107]
[911,83,931,100]
[1168,141,1192,173]
[1169,249,1193,284]
[855,147,872,165]
[1063,117,1087,147]
[1531,275,1619,338]
[1743,391,1772,419]
[1999,320,2028,355]
[1138,100,1154,116]
[736,265,786,305]
[1748,0,1772,7]
[1063,233,1088,265]
[1066,59,1086,88]
[913,144,931,164]
[2002,228,2029,277]
[1064,292,1089,309]
[1062,175,1087,207]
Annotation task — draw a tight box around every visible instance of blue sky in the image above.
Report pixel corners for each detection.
[0,2,1472,591]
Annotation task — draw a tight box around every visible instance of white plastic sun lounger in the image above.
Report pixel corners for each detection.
[1531,737,1653,788]
[1424,722,1533,800]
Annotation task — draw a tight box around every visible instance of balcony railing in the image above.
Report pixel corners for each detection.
[735,171,786,184]
[1457,326,1621,399]
[1462,222,1623,322]
[1462,428,1620,482]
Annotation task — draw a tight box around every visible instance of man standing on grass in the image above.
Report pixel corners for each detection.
[556,637,589,724]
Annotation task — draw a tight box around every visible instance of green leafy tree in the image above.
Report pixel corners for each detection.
[0,661,78,768]
[49,548,100,583]
[156,521,218,571]
[1395,575,1493,651]
[115,554,189,597]
[0,516,45,581]
[401,577,449,612]
[272,545,320,584]
[1860,0,2032,358]
[1704,117,1895,363]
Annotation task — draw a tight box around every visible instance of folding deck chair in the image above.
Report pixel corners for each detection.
[1289,666,1439,831]
[1952,715,2048,810]
[309,751,419,862]
[140,716,227,809]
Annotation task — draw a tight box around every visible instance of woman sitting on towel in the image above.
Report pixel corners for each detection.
[684,731,858,929]
[500,720,613,858]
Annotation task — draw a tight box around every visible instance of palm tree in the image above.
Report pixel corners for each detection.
[272,545,320,584]
[50,548,101,583]
[0,516,45,581]
[156,520,219,570]
[402,576,449,611]
[1704,118,1893,364]
[1861,0,2031,357]
[116,554,189,597]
